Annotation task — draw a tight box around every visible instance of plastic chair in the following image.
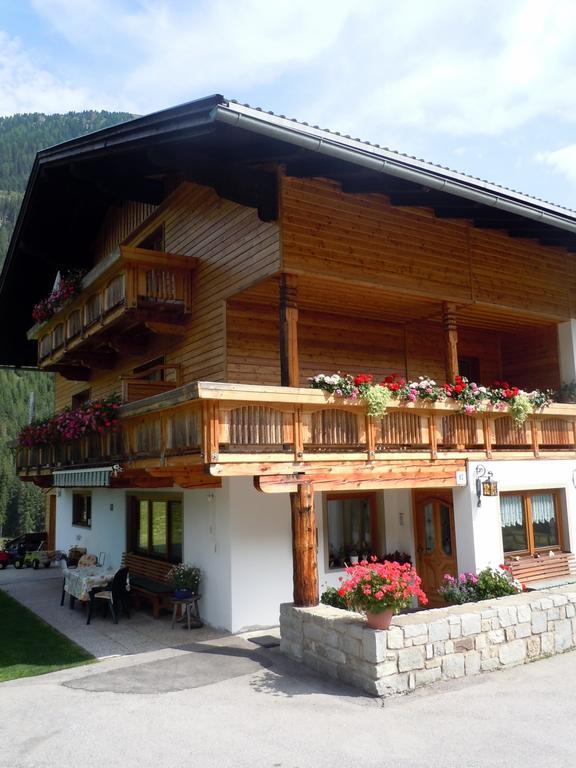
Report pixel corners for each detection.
[86,567,130,625]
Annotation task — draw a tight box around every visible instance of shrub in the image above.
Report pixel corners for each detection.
[439,566,522,605]
[320,586,348,610]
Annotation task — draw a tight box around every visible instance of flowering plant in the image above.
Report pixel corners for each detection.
[18,393,121,447]
[32,269,85,324]
[167,563,201,592]
[439,565,524,605]
[338,558,428,614]
[309,371,553,425]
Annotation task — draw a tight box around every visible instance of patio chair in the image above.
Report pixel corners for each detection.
[86,567,130,625]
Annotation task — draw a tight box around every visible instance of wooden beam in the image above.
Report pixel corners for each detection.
[279,273,299,387]
[291,481,318,607]
[442,301,459,382]
[256,459,466,493]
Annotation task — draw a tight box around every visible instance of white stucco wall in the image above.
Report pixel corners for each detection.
[454,459,576,575]
[55,488,126,569]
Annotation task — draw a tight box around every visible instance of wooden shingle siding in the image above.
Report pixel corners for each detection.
[280,175,573,320]
[93,202,158,263]
[55,183,280,409]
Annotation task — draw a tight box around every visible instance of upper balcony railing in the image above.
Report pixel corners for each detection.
[29,246,197,369]
[15,382,576,479]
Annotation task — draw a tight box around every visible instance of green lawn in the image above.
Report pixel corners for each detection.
[0,590,94,682]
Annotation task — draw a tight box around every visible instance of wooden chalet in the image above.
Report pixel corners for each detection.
[3,95,576,628]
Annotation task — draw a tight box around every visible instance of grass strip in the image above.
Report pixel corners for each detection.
[0,589,94,682]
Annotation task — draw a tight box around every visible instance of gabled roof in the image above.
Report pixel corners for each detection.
[2,93,576,366]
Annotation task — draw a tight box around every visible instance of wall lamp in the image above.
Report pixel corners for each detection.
[475,465,498,507]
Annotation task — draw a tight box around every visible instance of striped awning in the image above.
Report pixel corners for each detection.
[53,467,115,488]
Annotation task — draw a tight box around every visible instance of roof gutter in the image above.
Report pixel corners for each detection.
[213,104,576,238]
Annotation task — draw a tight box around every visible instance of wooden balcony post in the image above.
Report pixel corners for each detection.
[279,273,299,387]
[291,480,319,607]
[442,302,459,383]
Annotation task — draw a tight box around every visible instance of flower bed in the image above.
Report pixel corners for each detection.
[18,394,121,447]
[309,372,554,425]
[439,566,524,605]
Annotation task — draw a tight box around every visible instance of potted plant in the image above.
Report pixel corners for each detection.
[167,563,201,599]
[338,558,428,629]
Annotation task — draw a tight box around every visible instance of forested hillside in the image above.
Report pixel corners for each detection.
[0,110,134,537]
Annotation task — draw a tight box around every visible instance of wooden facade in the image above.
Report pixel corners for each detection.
[17,166,576,609]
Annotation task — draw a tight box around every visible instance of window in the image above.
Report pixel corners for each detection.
[129,495,182,562]
[71,389,91,409]
[325,493,377,569]
[133,356,165,383]
[500,491,563,555]
[72,493,92,528]
[138,226,164,252]
[458,356,480,383]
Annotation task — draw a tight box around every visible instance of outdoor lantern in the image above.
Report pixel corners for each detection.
[475,465,498,507]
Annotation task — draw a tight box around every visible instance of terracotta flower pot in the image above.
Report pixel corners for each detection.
[366,608,394,630]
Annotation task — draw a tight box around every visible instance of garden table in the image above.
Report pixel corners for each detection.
[63,565,116,603]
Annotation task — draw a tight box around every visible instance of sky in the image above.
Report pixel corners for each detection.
[2,0,576,210]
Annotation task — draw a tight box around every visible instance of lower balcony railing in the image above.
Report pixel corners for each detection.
[15,382,576,476]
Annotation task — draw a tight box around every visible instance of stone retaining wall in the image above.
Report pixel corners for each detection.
[280,586,576,697]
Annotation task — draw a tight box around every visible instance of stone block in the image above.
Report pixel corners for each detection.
[531,611,547,634]
[450,623,462,639]
[487,629,505,644]
[454,637,474,652]
[481,658,500,672]
[411,635,428,646]
[547,607,561,621]
[541,632,554,655]
[554,619,573,652]
[444,640,455,654]
[475,634,487,651]
[415,667,441,687]
[461,613,482,636]
[465,651,481,676]
[316,644,347,665]
[303,622,324,642]
[481,609,497,620]
[425,657,442,669]
[374,673,410,697]
[539,597,553,610]
[428,619,450,642]
[515,622,531,639]
[517,604,532,624]
[505,627,516,642]
[442,653,465,679]
[403,623,428,639]
[491,618,500,630]
[433,641,445,656]
[375,659,398,678]
[499,640,526,666]
[362,631,387,663]
[481,620,492,632]
[552,595,568,607]
[425,643,434,660]
[497,606,518,628]
[526,636,541,658]
[566,603,575,618]
[340,635,362,658]
[398,646,425,672]
[387,626,404,649]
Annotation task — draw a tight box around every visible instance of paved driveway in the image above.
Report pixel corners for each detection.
[2,567,576,767]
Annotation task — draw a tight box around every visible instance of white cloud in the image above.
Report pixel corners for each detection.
[0,31,92,114]
[537,145,576,186]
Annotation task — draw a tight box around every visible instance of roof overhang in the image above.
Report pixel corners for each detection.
[2,94,576,366]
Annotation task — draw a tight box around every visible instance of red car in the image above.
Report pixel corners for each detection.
[0,550,11,569]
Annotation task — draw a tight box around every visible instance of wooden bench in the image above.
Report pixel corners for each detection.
[506,552,576,587]
[121,552,175,618]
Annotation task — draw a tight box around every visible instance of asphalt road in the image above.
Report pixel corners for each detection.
[1,635,576,768]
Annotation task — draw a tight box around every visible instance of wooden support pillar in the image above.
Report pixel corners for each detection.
[290,481,319,607]
[280,273,299,387]
[442,301,459,383]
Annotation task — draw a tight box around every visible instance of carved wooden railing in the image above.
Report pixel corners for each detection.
[15,382,576,475]
[29,246,196,368]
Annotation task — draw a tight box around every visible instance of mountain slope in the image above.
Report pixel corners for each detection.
[0,109,134,537]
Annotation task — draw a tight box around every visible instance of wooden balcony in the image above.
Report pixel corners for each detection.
[28,246,196,376]
[15,383,576,491]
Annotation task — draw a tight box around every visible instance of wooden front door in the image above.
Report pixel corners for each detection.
[414,491,457,607]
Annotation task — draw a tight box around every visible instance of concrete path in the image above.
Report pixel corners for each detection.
[2,567,576,767]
